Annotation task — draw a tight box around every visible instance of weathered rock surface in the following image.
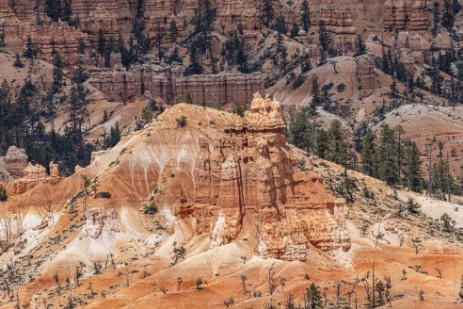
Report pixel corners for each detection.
[4,162,60,196]
[356,55,376,98]
[4,146,28,178]
[89,63,264,105]
[384,0,428,31]
[153,94,350,261]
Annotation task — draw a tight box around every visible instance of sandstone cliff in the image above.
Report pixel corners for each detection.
[88,62,264,105]
[150,94,350,260]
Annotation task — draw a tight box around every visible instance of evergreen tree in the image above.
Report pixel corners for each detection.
[275,16,288,34]
[191,0,217,52]
[104,35,115,67]
[78,38,85,54]
[311,75,321,107]
[362,130,377,177]
[290,23,300,38]
[316,128,330,159]
[328,119,349,166]
[97,28,106,56]
[23,36,37,59]
[381,48,390,75]
[432,2,440,36]
[52,53,64,93]
[62,0,72,24]
[261,0,274,28]
[170,19,179,43]
[378,124,399,185]
[305,283,323,309]
[442,0,454,31]
[44,0,62,23]
[0,25,5,47]
[185,47,203,76]
[300,0,310,32]
[13,53,24,68]
[318,20,329,53]
[405,141,424,192]
[354,35,366,57]
[288,105,317,154]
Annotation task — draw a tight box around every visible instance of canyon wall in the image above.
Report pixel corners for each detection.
[88,63,264,105]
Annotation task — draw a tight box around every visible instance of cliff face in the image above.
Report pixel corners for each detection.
[152,94,350,260]
[88,62,264,105]
[383,0,428,31]
[2,162,60,196]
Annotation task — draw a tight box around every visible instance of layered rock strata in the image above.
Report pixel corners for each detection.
[155,94,350,261]
[88,63,264,105]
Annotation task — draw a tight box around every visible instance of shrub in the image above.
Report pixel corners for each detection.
[407,198,421,214]
[292,74,306,89]
[176,116,188,128]
[144,204,158,215]
[0,187,7,202]
[96,191,112,199]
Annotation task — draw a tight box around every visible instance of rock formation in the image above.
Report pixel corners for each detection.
[356,55,376,98]
[318,8,357,53]
[4,146,29,178]
[155,94,350,261]
[175,73,264,106]
[89,62,264,105]
[4,162,60,196]
[384,0,428,32]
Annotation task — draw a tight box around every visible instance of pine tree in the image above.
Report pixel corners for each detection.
[261,0,274,28]
[170,19,179,43]
[318,20,329,53]
[442,0,454,31]
[405,141,423,192]
[362,130,377,177]
[316,128,330,159]
[311,75,321,107]
[104,36,115,67]
[432,2,440,36]
[62,0,72,24]
[13,53,24,68]
[290,23,300,38]
[300,0,310,32]
[44,0,62,23]
[328,119,349,166]
[52,53,64,93]
[305,283,323,309]
[0,25,5,47]
[78,38,85,54]
[378,124,399,185]
[192,0,216,52]
[185,47,203,76]
[23,36,37,59]
[97,28,106,56]
[275,16,288,34]
[354,35,366,57]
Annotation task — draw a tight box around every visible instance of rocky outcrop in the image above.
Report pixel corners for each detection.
[5,162,60,196]
[23,22,88,65]
[318,8,357,53]
[175,73,264,106]
[396,31,426,63]
[88,63,183,103]
[384,0,428,32]
[155,94,350,261]
[4,146,28,178]
[356,55,376,98]
[89,63,264,105]
[83,208,120,239]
